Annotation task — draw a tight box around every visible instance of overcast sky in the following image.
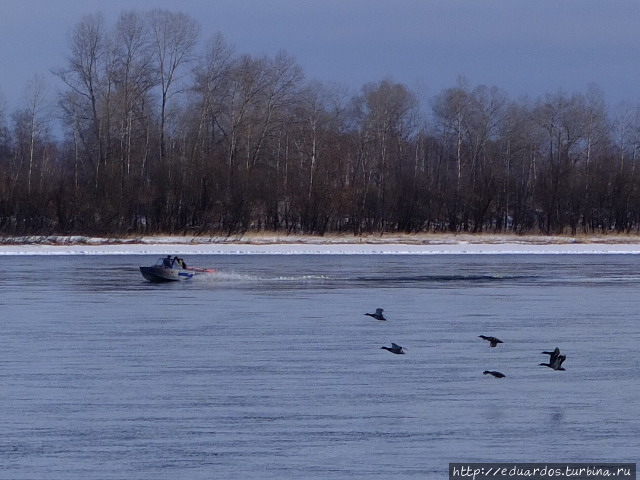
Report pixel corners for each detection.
[1,0,640,115]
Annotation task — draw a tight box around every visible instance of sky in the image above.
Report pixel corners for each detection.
[1,0,640,117]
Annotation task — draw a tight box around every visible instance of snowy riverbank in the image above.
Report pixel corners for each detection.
[3,234,640,254]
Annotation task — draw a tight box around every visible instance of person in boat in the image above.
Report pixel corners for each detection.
[174,257,187,269]
[163,255,174,268]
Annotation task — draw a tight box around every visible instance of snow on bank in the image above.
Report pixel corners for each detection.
[3,234,640,255]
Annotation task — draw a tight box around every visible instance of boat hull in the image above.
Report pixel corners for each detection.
[140,257,216,282]
[139,266,197,282]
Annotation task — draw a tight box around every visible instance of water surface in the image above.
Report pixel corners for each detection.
[0,254,638,479]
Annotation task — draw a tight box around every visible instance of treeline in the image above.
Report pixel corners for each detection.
[2,9,640,237]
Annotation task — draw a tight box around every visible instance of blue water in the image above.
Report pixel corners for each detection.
[0,254,638,479]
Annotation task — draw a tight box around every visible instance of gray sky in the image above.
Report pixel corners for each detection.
[1,0,640,115]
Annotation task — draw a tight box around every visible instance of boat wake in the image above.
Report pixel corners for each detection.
[190,271,331,285]
[190,271,259,282]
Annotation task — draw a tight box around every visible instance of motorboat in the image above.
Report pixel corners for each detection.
[140,256,216,282]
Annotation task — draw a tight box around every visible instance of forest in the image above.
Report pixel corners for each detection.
[2,9,640,237]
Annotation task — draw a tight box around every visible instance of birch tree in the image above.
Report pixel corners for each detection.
[111,10,157,182]
[148,9,199,162]
[17,74,51,195]
[55,13,109,189]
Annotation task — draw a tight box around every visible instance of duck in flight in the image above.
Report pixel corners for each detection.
[542,347,560,359]
[479,335,503,347]
[483,370,506,378]
[365,308,387,321]
[540,347,566,370]
[381,343,406,354]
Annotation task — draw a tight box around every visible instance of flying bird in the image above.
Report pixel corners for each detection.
[540,347,566,370]
[483,370,506,378]
[479,335,503,347]
[365,308,387,321]
[381,343,406,354]
[542,347,560,358]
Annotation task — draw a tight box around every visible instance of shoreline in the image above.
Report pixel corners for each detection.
[3,233,640,255]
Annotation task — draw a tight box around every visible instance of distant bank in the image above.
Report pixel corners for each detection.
[3,233,640,255]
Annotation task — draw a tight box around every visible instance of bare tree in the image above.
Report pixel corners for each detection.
[55,13,109,188]
[347,80,419,232]
[0,87,10,167]
[192,32,234,157]
[431,79,473,230]
[147,9,199,161]
[18,74,51,195]
[7,10,640,236]
[110,10,157,182]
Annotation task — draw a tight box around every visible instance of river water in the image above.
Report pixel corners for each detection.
[0,254,638,479]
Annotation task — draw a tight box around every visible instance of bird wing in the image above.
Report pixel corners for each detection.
[548,354,565,370]
[557,354,566,368]
[480,335,501,343]
[542,347,560,361]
